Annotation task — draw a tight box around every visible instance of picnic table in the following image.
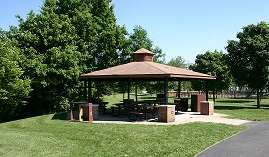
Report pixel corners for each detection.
[137,104,158,120]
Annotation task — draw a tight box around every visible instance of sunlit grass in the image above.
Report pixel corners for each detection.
[214,98,269,121]
[3,95,265,156]
[0,114,245,157]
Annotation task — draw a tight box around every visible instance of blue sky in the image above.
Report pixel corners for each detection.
[1,0,269,63]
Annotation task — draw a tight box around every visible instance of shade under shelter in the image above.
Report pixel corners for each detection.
[79,48,216,103]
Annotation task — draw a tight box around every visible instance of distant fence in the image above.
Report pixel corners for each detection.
[168,90,267,98]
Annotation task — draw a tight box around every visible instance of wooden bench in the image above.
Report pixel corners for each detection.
[127,111,143,121]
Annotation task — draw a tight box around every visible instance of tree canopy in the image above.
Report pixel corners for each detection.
[116,25,166,94]
[0,0,166,121]
[226,21,269,108]
[119,25,165,63]
[0,32,32,122]
[167,56,189,69]
[167,56,192,91]
[6,0,128,116]
[190,50,231,96]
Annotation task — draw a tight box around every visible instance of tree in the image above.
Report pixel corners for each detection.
[0,32,31,122]
[121,25,165,63]
[55,0,128,70]
[226,21,269,108]
[190,50,232,102]
[168,56,189,69]
[167,56,192,92]
[117,25,166,94]
[54,0,129,98]
[7,0,128,115]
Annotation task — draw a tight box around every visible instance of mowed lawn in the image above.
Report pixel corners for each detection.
[214,98,269,121]
[2,95,268,157]
[0,113,245,157]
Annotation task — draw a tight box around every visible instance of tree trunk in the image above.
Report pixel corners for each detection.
[213,90,216,104]
[257,89,261,108]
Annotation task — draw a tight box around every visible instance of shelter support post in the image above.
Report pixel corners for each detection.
[165,77,168,104]
[135,83,138,104]
[206,80,209,101]
[88,80,92,102]
[178,80,181,99]
[128,81,130,100]
[84,80,87,101]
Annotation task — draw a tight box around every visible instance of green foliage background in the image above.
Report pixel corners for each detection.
[0,0,166,122]
[0,36,31,122]
[190,50,232,93]
[226,21,269,108]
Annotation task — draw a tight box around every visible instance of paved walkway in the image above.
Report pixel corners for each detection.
[93,111,249,125]
[196,122,269,157]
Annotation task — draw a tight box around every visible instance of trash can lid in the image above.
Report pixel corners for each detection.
[82,103,99,106]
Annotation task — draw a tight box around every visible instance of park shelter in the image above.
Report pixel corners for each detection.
[79,48,216,103]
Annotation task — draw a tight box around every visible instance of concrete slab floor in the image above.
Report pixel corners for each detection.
[91,111,249,126]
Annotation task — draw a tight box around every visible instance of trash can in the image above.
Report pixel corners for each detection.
[157,105,175,123]
[180,98,188,111]
[191,94,206,112]
[200,101,214,115]
[174,99,181,112]
[82,104,99,120]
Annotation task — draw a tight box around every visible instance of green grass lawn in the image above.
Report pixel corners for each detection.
[3,95,268,157]
[214,98,269,121]
[0,113,245,157]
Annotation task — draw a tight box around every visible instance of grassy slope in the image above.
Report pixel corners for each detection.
[0,114,245,157]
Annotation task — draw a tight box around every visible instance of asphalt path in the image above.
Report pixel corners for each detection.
[196,122,269,157]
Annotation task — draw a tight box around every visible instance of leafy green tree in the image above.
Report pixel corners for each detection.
[167,56,192,92]
[117,25,166,94]
[168,56,189,69]
[122,25,165,63]
[56,0,128,70]
[55,0,129,99]
[129,25,153,51]
[152,46,165,63]
[0,32,31,122]
[226,21,269,108]
[190,50,232,102]
[7,0,127,115]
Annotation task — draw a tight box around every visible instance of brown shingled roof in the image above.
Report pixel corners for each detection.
[80,48,216,81]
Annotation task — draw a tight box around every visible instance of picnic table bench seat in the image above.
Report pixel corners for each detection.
[127,111,143,121]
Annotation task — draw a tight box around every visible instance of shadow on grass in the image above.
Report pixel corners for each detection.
[51,112,67,120]
[214,105,255,110]
[139,96,157,100]
[216,105,269,111]
[251,104,269,108]
[129,93,154,97]
[261,104,269,108]
[216,99,255,104]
